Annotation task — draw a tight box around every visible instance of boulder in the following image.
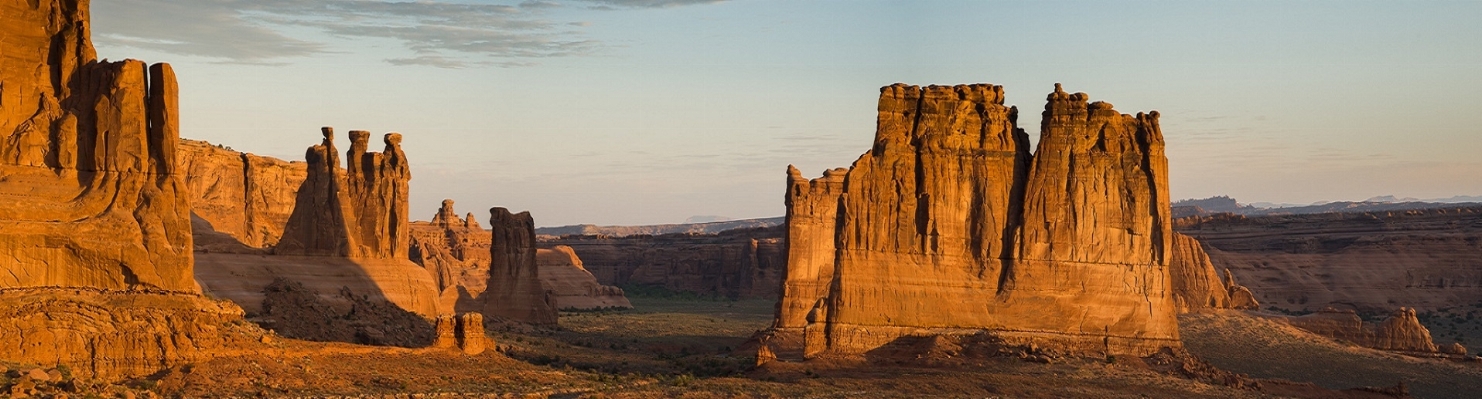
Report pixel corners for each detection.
[771,83,1181,359]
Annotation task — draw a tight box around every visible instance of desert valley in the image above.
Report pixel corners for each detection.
[3,1,1481,398]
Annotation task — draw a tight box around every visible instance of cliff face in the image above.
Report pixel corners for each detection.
[1177,207,1482,313]
[178,139,306,250]
[0,0,261,378]
[1277,307,1440,352]
[1168,232,1260,312]
[772,83,1181,358]
[538,246,633,310]
[484,207,558,325]
[0,0,193,292]
[542,228,785,300]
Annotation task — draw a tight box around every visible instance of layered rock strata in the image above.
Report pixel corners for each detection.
[0,0,193,291]
[1275,307,1440,352]
[541,227,785,300]
[0,0,259,378]
[538,246,633,310]
[1176,207,1482,313]
[1168,233,1260,312]
[178,139,306,250]
[275,128,410,258]
[484,207,558,325]
[192,129,444,319]
[771,83,1180,358]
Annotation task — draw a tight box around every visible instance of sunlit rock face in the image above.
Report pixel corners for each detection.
[178,139,307,251]
[0,0,260,378]
[484,207,558,325]
[0,0,194,292]
[275,128,411,259]
[774,83,1182,358]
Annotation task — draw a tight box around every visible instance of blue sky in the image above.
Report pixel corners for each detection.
[90,0,1482,226]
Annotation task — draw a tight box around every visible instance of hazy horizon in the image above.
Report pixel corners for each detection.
[89,0,1482,227]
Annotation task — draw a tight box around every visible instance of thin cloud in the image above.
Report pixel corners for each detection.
[576,0,726,8]
[91,0,600,66]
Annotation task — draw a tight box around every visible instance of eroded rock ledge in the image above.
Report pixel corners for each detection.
[769,83,1184,359]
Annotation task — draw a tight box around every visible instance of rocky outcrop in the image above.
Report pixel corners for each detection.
[275,128,411,258]
[411,200,630,315]
[1176,206,1482,313]
[538,246,632,310]
[192,129,444,320]
[1276,307,1440,352]
[770,83,1181,359]
[432,312,487,355]
[0,288,261,379]
[409,199,492,312]
[484,208,558,325]
[0,0,262,379]
[1168,233,1261,312]
[1,0,193,292]
[178,139,306,250]
[541,227,785,300]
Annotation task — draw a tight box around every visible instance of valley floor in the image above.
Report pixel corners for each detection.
[7,298,1477,398]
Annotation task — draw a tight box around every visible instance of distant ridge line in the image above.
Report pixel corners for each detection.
[535,216,785,237]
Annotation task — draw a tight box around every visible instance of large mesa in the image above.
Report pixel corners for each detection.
[769,83,1184,359]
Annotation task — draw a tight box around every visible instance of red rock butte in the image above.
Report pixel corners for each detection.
[772,83,1182,358]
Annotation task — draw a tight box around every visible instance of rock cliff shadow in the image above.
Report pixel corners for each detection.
[189,212,267,255]
[193,253,444,348]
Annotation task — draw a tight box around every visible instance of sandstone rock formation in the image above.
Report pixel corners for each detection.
[275,128,410,258]
[1176,206,1482,313]
[1,0,193,292]
[178,139,306,250]
[0,0,262,378]
[0,288,261,379]
[484,208,558,325]
[538,246,632,310]
[770,83,1181,359]
[1275,307,1440,353]
[410,200,630,314]
[1168,233,1260,312]
[192,129,444,320]
[541,227,785,300]
[410,199,493,312]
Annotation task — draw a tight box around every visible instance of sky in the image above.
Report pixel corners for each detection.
[89,0,1482,227]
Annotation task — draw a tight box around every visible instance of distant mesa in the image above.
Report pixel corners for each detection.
[536,216,784,238]
[766,82,1187,360]
[1173,195,1482,218]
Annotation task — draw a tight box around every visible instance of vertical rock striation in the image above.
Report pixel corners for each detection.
[1167,232,1260,312]
[1,0,259,378]
[0,0,193,292]
[178,139,307,250]
[275,128,411,259]
[771,83,1183,358]
[484,207,558,325]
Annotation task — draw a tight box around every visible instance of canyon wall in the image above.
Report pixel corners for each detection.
[770,83,1181,358]
[1176,207,1482,313]
[178,139,306,250]
[538,246,633,310]
[0,0,193,292]
[0,0,260,378]
[542,228,785,300]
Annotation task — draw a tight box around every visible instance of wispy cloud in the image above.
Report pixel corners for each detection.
[575,0,726,9]
[91,0,622,67]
